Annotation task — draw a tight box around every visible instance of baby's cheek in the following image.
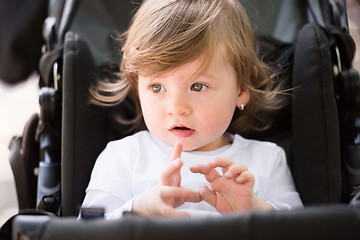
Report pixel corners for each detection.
[202,115,232,136]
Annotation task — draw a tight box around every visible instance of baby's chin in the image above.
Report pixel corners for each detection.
[153,133,216,152]
[181,145,201,152]
[164,139,203,152]
[174,142,211,152]
[168,142,196,152]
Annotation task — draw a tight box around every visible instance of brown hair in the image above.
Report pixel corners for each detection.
[90,0,285,134]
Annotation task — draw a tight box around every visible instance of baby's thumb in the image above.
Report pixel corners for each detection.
[199,186,217,207]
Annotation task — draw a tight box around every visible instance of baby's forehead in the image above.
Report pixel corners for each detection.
[140,44,234,78]
[138,49,238,86]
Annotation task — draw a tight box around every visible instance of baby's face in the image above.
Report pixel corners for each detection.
[137,49,249,151]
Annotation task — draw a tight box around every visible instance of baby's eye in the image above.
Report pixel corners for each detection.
[191,83,208,92]
[151,84,165,93]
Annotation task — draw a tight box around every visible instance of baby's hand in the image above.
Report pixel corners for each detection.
[190,157,270,214]
[132,142,201,217]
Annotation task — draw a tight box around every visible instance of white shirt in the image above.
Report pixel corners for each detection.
[81,131,303,219]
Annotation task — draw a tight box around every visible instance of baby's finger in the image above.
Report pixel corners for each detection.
[235,171,255,188]
[209,157,234,174]
[204,169,222,183]
[190,164,212,175]
[160,186,202,203]
[171,141,183,161]
[161,158,182,186]
[224,164,248,179]
[199,186,217,208]
[160,205,191,218]
[190,165,221,182]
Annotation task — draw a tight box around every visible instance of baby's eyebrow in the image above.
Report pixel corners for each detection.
[140,75,161,83]
[194,73,217,82]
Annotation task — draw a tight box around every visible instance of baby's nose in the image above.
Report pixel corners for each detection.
[166,94,192,116]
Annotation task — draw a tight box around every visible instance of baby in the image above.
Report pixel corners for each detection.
[81,0,303,218]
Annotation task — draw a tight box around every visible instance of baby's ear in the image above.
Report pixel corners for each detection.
[235,66,257,109]
[236,87,249,109]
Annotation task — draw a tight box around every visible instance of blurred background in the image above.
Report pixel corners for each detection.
[0,74,39,225]
[0,0,359,226]
[348,0,360,71]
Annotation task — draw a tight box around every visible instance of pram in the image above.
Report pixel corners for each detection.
[1,0,360,239]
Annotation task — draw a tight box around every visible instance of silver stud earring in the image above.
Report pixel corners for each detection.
[240,104,244,111]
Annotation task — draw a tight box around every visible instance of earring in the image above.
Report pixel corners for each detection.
[240,104,244,111]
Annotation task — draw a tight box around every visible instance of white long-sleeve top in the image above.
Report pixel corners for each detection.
[81,131,303,219]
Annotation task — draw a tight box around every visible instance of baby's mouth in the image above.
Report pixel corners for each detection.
[173,126,190,130]
[170,125,195,137]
